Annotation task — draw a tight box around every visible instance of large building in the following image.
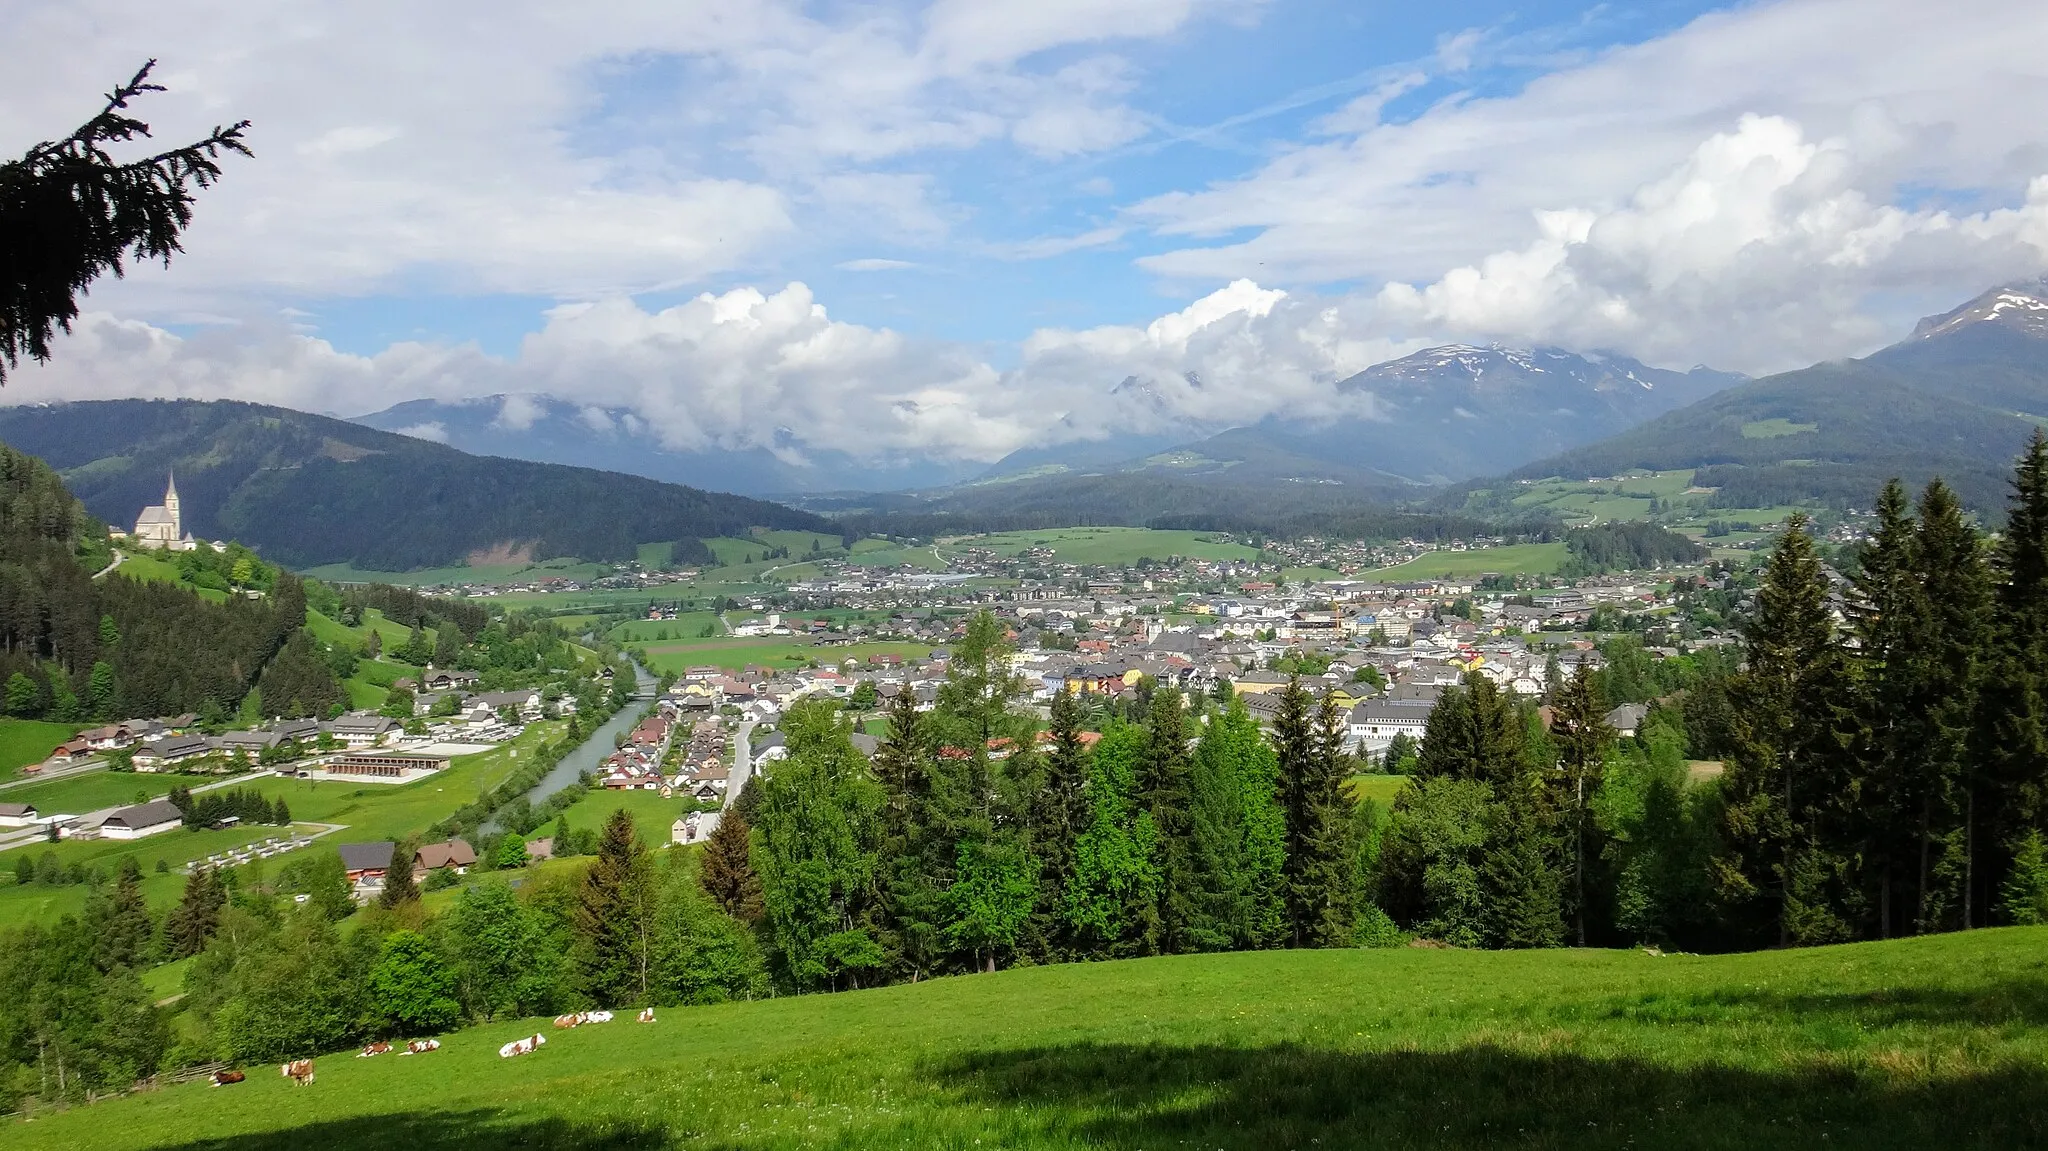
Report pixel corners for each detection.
[132,473,196,551]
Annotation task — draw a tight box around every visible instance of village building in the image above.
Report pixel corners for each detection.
[99,799,183,840]
[131,473,198,551]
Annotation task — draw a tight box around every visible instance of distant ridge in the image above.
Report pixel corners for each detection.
[0,399,836,571]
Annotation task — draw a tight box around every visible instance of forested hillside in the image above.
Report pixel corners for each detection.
[0,400,835,570]
[0,444,338,722]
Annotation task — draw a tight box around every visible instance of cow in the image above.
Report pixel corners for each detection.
[498,1033,547,1059]
[552,1013,582,1029]
[358,1041,393,1058]
[280,1059,315,1085]
[585,1010,614,1024]
[400,1039,441,1056]
[637,1007,656,1024]
[209,1070,246,1087]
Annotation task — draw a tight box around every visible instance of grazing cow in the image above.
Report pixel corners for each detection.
[637,1007,656,1024]
[585,1010,614,1023]
[280,1059,315,1085]
[553,1013,582,1029]
[209,1070,246,1087]
[401,1039,441,1055]
[358,1041,393,1058]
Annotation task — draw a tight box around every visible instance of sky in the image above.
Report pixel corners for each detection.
[6,0,2048,470]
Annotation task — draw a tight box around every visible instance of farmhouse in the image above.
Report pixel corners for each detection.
[413,838,477,877]
[338,841,396,887]
[0,802,37,827]
[326,714,398,748]
[99,799,183,840]
[131,734,213,771]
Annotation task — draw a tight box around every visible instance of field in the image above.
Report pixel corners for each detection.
[1369,542,1570,580]
[13,927,2048,1148]
[299,556,612,587]
[550,786,703,848]
[638,638,938,674]
[0,719,80,783]
[945,527,1259,566]
[606,613,726,643]
[0,722,567,926]
[1344,773,1411,806]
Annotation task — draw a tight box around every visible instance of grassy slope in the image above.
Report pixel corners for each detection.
[952,526,1259,566]
[550,787,700,848]
[17,927,2048,1149]
[1369,541,1570,579]
[0,719,81,783]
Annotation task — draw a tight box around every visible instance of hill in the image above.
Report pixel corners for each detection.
[0,400,836,570]
[1509,281,2048,511]
[10,928,2047,1149]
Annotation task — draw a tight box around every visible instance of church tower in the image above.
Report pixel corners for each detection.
[163,472,181,538]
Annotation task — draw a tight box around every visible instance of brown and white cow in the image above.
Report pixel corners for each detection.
[358,1041,393,1058]
[209,1069,246,1087]
[280,1059,315,1085]
[552,1013,582,1029]
[498,1033,548,1058]
[400,1039,441,1055]
[637,1007,656,1024]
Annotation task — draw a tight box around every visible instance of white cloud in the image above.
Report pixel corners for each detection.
[392,422,449,443]
[990,227,1126,260]
[837,258,920,272]
[1133,0,2048,369]
[493,394,546,432]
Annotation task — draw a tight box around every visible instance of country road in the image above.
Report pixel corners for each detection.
[724,720,756,812]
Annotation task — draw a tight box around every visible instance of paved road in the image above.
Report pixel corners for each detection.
[92,548,126,580]
[723,720,757,812]
[0,759,107,794]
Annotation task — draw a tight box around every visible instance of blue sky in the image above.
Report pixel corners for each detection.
[5,0,2048,466]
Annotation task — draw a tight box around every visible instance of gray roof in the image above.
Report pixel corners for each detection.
[0,802,35,818]
[337,841,397,872]
[103,799,182,829]
[1351,700,1435,724]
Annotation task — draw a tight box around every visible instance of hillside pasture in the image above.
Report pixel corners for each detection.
[638,638,938,674]
[1368,542,1569,580]
[12,927,2048,1149]
[0,719,81,783]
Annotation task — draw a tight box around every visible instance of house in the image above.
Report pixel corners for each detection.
[0,802,37,827]
[131,734,214,771]
[419,669,481,692]
[752,731,787,763]
[326,714,397,749]
[526,837,555,862]
[1348,700,1434,759]
[100,799,183,840]
[413,838,477,876]
[672,815,706,845]
[1605,703,1650,738]
[338,842,396,888]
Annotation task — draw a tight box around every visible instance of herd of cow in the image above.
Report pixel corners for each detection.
[210,1008,660,1089]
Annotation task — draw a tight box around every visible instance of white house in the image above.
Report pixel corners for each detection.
[100,799,182,840]
[1347,700,1433,760]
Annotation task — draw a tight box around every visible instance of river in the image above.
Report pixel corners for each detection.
[500,664,657,822]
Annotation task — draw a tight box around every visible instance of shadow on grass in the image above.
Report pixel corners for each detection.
[925,1041,2048,1150]
[1602,981,2048,1030]
[148,1110,668,1151]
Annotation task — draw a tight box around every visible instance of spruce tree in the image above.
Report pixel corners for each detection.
[1550,665,1612,945]
[1277,688,1356,947]
[1906,480,1991,931]
[1713,515,1854,947]
[97,855,154,970]
[576,808,652,1004]
[1136,688,1196,954]
[698,808,763,923]
[164,866,225,957]
[872,684,947,977]
[1978,430,2048,927]
[379,839,420,908]
[1026,690,1091,960]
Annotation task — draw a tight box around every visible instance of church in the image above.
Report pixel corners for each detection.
[132,473,197,551]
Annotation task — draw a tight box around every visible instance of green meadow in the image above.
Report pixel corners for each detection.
[0,719,81,783]
[11,927,2047,1149]
[1369,541,1570,580]
[637,638,937,673]
[946,526,1260,566]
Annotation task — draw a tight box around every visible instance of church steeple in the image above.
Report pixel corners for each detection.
[163,471,180,536]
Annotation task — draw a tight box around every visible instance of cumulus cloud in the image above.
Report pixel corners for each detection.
[392,422,449,443]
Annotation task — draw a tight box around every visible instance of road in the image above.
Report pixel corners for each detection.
[0,758,107,794]
[92,548,126,580]
[0,770,284,853]
[723,720,756,812]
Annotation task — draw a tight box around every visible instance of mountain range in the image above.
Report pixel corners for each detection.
[1509,280,2048,512]
[0,400,833,571]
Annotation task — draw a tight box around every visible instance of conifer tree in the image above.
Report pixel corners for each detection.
[97,855,154,970]
[698,808,763,923]
[576,808,652,1003]
[872,683,947,977]
[1026,690,1091,959]
[1549,664,1612,945]
[1187,699,1285,950]
[1276,686,1356,947]
[1136,688,1196,954]
[379,839,420,908]
[164,866,225,957]
[1713,515,1854,946]
[1848,479,1923,936]
[1978,430,2048,925]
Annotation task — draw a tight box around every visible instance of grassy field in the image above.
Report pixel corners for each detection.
[0,719,80,783]
[1344,773,1411,806]
[299,557,611,587]
[13,927,2048,1148]
[946,527,1258,566]
[639,639,937,674]
[0,769,216,815]
[0,722,567,927]
[607,613,725,643]
[1369,542,1570,580]
[550,787,701,848]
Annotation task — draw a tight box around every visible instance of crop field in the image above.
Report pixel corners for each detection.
[14,927,2048,1149]
[946,527,1259,566]
[0,719,80,783]
[638,638,938,673]
[1369,542,1570,580]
